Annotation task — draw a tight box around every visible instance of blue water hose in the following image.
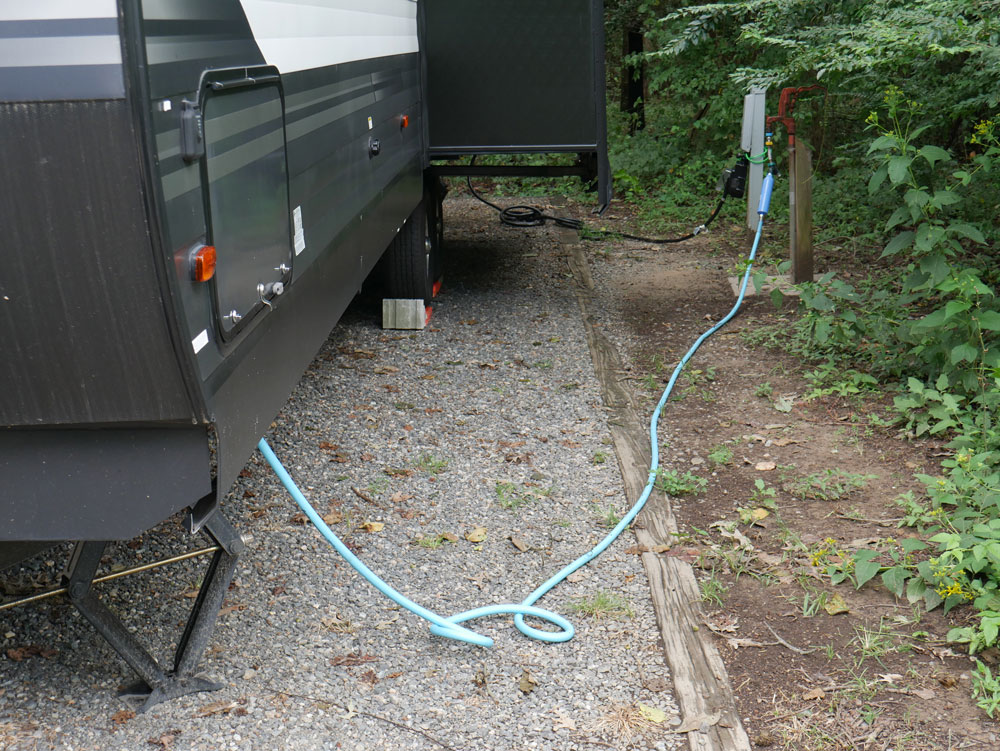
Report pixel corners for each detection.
[258,173,774,647]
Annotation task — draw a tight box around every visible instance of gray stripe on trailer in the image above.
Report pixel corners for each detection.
[284,73,370,115]
[285,92,373,143]
[161,164,201,203]
[0,18,118,38]
[161,128,284,201]
[0,64,124,101]
[206,128,284,184]
[202,98,280,144]
[0,35,121,67]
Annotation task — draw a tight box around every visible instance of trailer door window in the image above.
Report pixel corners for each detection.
[203,82,291,340]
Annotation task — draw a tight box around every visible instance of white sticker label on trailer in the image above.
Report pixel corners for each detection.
[293,205,306,255]
[192,329,209,354]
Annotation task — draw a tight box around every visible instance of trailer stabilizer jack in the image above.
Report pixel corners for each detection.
[66,514,244,712]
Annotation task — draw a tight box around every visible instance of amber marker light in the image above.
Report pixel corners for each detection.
[191,244,217,282]
[400,114,410,129]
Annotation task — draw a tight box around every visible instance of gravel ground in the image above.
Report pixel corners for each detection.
[1,197,680,751]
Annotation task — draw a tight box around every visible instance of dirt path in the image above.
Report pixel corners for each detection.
[574,209,1000,750]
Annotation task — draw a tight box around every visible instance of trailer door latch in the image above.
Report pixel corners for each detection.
[180,100,204,163]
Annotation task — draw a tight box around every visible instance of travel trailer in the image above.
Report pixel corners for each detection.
[0,0,610,706]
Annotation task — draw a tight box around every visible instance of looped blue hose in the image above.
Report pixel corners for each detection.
[258,184,771,647]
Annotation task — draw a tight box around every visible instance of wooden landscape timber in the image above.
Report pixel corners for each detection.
[562,227,753,751]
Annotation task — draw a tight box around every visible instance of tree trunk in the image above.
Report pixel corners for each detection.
[619,28,645,133]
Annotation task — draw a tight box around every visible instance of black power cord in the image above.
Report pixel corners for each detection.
[465,156,730,244]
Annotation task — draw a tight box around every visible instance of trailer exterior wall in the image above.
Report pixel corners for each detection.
[138,0,424,517]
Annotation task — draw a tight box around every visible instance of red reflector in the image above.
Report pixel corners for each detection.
[192,245,216,282]
[431,279,442,298]
[400,114,410,129]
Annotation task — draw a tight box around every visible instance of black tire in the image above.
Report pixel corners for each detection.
[383,199,432,302]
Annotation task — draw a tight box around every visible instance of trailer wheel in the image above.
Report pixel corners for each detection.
[383,199,434,302]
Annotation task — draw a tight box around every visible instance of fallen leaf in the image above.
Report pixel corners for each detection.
[510,536,529,552]
[704,612,739,633]
[6,645,58,661]
[440,532,459,543]
[147,730,182,749]
[111,709,136,725]
[711,522,754,551]
[322,510,344,525]
[802,687,826,701]
[319,441,339,451]
[912,687,936,700]
[466,526,487,543]
[552,710,576,731]
[755,461,777,471]
[359,669,379,687]
[750,508,770,522]
[773,395,794,413]
[518,669,538,694]
[288,513,307,525]
[321,615,355,633]
[194,701,236,718]
[726,637,771,649]
[755,551,784,567]
[671,711,721,734]
[877,673,904,684]
[936,674,959,688]
[638,703,667,724]
[331,653,378,667]
[361,521,385,533]
[625,544,671,555]
[824,593,850,615]
[566,569,590,583]
[390,492,414,503]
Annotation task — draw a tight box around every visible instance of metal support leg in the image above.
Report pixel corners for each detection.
[66,513,244,712]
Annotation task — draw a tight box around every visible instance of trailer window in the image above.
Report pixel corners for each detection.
[203,83,292,340]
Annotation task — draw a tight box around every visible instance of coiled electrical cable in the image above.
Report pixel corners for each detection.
[465,156,726,244]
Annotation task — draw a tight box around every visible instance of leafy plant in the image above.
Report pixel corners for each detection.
[708,443,734,466]
[750,477,777,506]
[416,454,449,474]
[787,469,875,501]
[653,469,707,496]
[699,568,728,607]
[568,590,635,619]
[970,660,1000,719]
[495,481,529,510]
[592,502,622,530]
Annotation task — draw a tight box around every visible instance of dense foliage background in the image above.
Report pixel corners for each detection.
[603,0,1000,713]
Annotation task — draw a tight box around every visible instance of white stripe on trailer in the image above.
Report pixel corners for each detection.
[0,1,117,21]
[239,0,418,73]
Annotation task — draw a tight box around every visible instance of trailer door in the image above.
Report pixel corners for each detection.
[202,76,292,340]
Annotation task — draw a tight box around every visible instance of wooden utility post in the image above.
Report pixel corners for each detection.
[792,144,813,283]
[768,86,822,284]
